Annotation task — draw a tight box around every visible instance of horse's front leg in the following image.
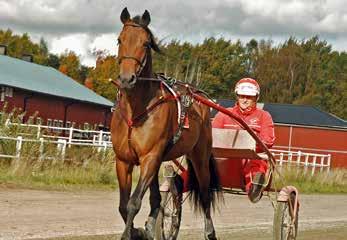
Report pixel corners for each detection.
[145,172,161,239]
[115,159,133,225]
[121,154,161,240]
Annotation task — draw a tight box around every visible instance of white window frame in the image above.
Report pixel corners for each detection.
[65,121,71,128]
[5,87,13,97]
[36,117,42,125]
[83,122,89,130]
[47,118,52,126]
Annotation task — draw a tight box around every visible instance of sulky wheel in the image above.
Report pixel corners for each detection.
[273,192,299,240]
[155,174,183,240]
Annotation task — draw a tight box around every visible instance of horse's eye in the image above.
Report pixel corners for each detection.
[143,41,151,48]
[117,39,121,45]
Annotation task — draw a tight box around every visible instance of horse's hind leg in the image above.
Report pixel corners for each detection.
[145,172,161,238]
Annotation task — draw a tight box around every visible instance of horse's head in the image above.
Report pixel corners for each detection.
[117,7,160,89]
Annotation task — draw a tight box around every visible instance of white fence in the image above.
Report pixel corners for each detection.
[0,122,113,165]
[1,122,331,175]
[271,149,331,175]
[0,135,111,165]
[5,121,112,146]
[0,136,331,176]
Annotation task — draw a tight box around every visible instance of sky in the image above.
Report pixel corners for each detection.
[0,0,346,66]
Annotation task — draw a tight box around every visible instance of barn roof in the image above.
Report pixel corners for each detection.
[212,99,347,129]
[0,55,113,107]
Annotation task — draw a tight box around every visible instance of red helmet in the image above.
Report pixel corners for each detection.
[234,78,260,96]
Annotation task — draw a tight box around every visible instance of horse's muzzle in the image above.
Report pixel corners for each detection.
[119,74,137,89]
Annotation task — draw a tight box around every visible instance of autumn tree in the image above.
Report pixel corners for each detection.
[87,53,118,101]
[58,50,84,84]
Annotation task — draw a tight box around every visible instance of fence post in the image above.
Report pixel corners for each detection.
[15,136,23,159]
[12,136,23,172]
[327,154,331,172]
[276,153,283,171]
[38,137,44,162]
[62,140,66,161]
[278,153,282,166]
[5,118,10,126]
[296,151,301,167]
[57,139,67,161]
[68,127,73,144]
[311,156,317,176]
[99,130,103,145]
[320,156,325,172]
[304,154,309,174]
[287,152,292,169]
[37,125,41,139]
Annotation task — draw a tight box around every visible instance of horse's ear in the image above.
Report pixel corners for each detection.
[120,7,130,24]
[141,10,151,26]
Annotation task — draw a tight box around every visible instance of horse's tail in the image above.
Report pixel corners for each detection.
[187,154,222,213]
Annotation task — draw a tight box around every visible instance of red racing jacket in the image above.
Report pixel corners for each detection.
[212,104,275,152]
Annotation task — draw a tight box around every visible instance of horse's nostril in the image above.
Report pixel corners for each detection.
[129,75,137,85]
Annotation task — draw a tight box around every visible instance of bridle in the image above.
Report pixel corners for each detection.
[118,23,151,77]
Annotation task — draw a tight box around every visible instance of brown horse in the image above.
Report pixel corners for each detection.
[111,7,220,240]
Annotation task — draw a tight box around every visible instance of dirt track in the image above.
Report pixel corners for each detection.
[0,189,346,239]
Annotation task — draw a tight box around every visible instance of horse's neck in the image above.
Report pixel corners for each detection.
[122,81,159,120]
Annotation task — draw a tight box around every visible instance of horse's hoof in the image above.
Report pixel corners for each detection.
[132,227,149,240]
[120,231,130,240]
[145,218,156,240]
[120,235,129,240]
[205,231,217,240]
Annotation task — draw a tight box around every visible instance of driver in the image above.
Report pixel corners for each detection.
[212,78,275,203]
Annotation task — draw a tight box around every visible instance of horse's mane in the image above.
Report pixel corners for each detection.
[132,15,161,53]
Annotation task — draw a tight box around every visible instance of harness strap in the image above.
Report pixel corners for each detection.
[119,94,178,129]
[134,95,171,125]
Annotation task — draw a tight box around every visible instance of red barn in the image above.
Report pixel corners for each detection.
[0,53,113,131]
[212,100,347,168]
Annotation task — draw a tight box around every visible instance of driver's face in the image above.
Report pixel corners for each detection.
[237,95,257,110]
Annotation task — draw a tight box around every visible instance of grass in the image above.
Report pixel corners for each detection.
[272,166,347,194]
[1,158,346,193]
[0,161,117,191]
[0,108,121,191]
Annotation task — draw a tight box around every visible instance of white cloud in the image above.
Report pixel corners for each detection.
[90,33,118,56]
[0,0,346,66]
[0,1,17,18]
[50,34,91,56]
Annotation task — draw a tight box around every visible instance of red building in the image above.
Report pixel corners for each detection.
[273,124,346,168]
[213,100,347,168]
[0,52,113,130]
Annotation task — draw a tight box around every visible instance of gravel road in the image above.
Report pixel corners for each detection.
[0,189,346,239]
